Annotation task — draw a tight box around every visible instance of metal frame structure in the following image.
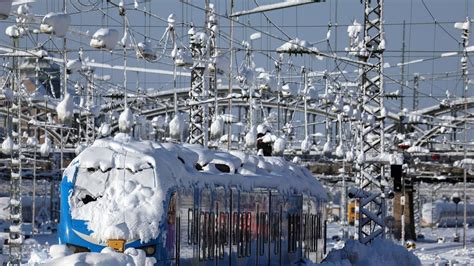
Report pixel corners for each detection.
[355,0,387,244]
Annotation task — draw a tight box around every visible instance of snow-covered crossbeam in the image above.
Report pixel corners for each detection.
[231,0,325,17]
[63,133,327,243]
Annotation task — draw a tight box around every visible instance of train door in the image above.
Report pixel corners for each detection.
[161,191,178,265]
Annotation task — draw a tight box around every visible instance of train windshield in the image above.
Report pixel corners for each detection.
[71,166,156,210]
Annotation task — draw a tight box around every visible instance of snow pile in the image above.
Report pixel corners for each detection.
[32,245,155,266]
[90,28,119,50]
[272,136,286,155]
[454,158,474,169]
[406,146,429,154]
[319,238,420,266]
[276,38,313,54]
[56,93,74,124]
[5,25,20,38]
[118,107,134,133]
[40,12,70,37]
[64,134,327,245]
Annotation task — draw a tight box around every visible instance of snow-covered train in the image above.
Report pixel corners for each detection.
[59,134,328,265]
[421,201,474,227]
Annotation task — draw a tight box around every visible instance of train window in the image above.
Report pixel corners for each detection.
[232,212,238,245]
[187,209,193,245]
[238,212,244,257]
[199,212,207,261]
[288,214,293,253]
[214,163,230,173]
[209,212,215,260]
[193,208,199,245]
[218,212,228,259]
[272,211,281,255]
[258,212,268,256]
[246,212,252,257]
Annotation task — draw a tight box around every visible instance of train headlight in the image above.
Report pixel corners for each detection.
[143,245,156,256]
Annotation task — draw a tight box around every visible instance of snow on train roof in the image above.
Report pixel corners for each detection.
[67,133,327,199]
[64,133,327,243]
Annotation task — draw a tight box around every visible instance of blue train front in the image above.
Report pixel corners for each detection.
[58,135,329,265]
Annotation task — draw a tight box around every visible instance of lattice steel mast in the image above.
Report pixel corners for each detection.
[355,0,388,244]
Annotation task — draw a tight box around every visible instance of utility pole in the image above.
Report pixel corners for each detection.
[8,29,22,266]
[400,20,406,111]
[354,0,388,244]
[412,73,419,111]
[454,17,470,249]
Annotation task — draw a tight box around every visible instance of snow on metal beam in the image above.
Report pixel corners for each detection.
[231,0,325,17]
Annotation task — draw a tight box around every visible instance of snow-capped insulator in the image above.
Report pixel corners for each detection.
[66,59,82,74]
[5,25,20,38]
[167,13,175,28]
[322,137,332,155]
[245,126,257,148]
[0,0,12,20]
[40,137,52,157]
[210,116,224,140]
[292,156,301,164]
[90,28,119,50]
[273,136,286,156]
[26,136,38,147]
[345,150,354,162]
[169,113,184,141]
[300,136,312,154]
[40,12,70,37]
[99,123,111,137]
[118,107,134,133]
[137,40,157,61]
[335,143,344,158]
[1,136,13,155]
[56,93,74,124]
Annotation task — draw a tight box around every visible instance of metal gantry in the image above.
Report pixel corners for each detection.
[355,0,387,244]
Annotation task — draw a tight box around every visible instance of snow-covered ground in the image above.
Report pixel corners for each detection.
[326,223,474,266]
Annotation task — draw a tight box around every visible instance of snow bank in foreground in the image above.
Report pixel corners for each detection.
[318,239,421,266]
[33,245,155,266]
